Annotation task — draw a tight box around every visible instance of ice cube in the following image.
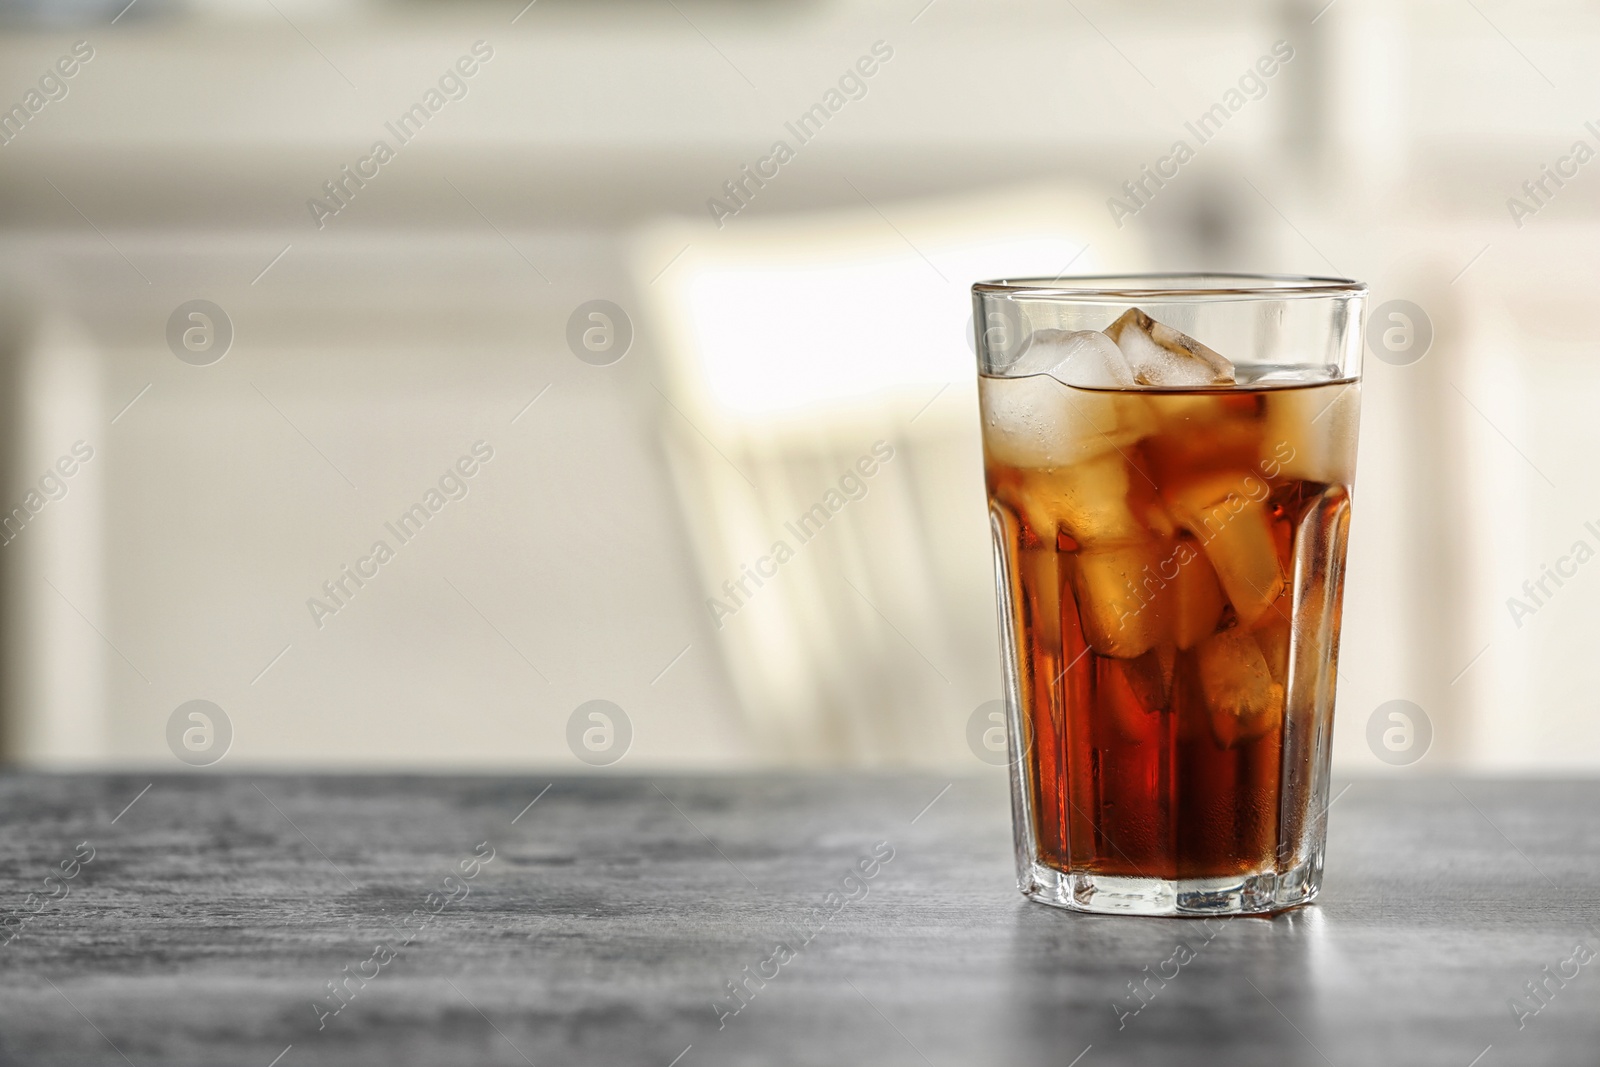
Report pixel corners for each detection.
[993,453,1150,547]
[1169,541,1225,650]
[1165,471,1286,626]
[1152,392,1234,427]
[1012,328,1135,389]
[1104,308,1234,388]
[979,374,1155,471]
[1254,618,1291,685]
[1072,539,1168,659]
[1260,383,1360,485]
[1049,451,1148,545]
[1196,626,1284,748]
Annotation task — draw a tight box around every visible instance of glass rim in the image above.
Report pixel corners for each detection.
[972,272,1367,301]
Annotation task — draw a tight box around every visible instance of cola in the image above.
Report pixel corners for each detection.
[982,368,1358,900]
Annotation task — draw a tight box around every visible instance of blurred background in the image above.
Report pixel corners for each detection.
[0,0,1592,774]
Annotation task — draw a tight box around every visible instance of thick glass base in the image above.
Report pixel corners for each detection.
[1019,856,1321,917]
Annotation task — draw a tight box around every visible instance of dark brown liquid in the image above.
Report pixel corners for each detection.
[984,380,1355,880]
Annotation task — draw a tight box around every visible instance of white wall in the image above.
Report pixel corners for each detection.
[0,0,1596,771]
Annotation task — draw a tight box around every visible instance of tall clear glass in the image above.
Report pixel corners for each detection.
[974,274,1364,916]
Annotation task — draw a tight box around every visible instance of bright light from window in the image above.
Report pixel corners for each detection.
[686,236,1086,418]
[636,186,1130,435]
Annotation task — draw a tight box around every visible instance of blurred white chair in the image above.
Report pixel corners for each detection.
[631,185,1144,764]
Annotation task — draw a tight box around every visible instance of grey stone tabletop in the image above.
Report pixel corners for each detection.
[0,773,1596,1066]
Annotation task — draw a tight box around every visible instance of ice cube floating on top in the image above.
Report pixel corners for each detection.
[981,308,1238,469]
[1104,308,1233,387]
[1009,307,1234,390]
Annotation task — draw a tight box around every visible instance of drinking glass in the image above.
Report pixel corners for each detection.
[974,274,1364,915]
